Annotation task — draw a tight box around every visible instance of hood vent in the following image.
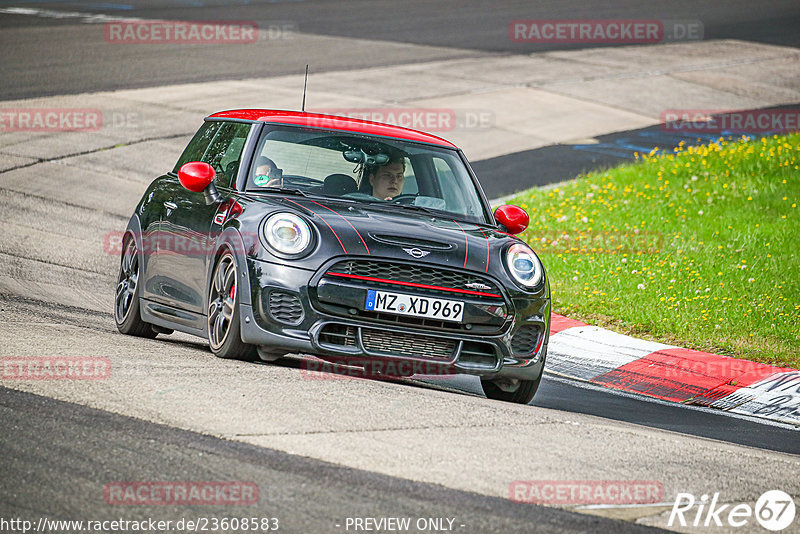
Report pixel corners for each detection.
[369,234,453,251]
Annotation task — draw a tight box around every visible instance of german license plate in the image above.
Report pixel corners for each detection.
[365,290,464,322]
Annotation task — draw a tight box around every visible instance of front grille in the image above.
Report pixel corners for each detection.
[362,328,456,360]
[268,291,304,325]
[326,260,503,298]
[510,325,541,354]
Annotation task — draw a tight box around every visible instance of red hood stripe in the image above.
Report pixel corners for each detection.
[305,199,370,255]
[453,220,468,268]
[477,227,490,272]
[283,197,347,254]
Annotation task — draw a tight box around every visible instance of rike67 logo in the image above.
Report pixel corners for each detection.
[669,490,796,531]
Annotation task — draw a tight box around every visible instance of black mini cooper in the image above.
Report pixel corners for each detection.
[115,109,550,404]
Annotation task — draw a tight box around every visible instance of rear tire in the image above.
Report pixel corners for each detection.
[114,237,157,338]
[208,251,256,361]
[481,376,541,405]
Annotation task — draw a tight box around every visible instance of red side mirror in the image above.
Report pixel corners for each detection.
[494,204,529,235]
[178,162,216,193]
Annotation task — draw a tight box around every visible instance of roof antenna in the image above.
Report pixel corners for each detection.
[301,64,309,112]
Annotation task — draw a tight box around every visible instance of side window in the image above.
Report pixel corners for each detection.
[173,121,221,173]
[201,122,252,188]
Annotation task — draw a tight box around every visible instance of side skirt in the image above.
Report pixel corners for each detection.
[140,298,206,338]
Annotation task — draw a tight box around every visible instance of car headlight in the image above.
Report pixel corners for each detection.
[506,243,543,288]
[263,212,313,256]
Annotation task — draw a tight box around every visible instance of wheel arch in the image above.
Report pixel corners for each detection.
[206,228,258,356]
[122,215,145,299]
[205,227,255,311]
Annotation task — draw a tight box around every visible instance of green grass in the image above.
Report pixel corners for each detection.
[508,134,800,368]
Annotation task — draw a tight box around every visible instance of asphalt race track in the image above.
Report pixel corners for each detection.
[0,387,661,534]
[1,2,799,533]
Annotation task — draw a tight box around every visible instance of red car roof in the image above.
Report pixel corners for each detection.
[207,109,457,148]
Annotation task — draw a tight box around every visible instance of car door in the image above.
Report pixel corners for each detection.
[141,121,221,305]
[151,121,252,314]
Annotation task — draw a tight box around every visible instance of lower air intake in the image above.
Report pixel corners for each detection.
[511,325,541,354]
[268,291,304,325]
[361,328,456,360]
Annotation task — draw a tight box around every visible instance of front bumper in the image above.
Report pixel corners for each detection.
[239,257,550,381]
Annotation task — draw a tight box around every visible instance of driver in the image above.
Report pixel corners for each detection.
[253,156,283,187]
[363,155,405,200]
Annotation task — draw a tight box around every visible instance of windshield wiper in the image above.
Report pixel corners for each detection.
[252,187,310,197]
[392,203,442,216]
[352,199,443,216]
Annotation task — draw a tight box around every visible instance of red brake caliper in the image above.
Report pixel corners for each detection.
[229,282,236,301]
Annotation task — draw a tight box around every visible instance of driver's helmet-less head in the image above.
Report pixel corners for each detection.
[358,151,406,197]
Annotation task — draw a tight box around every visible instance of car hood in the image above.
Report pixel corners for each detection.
[269,196,516,275]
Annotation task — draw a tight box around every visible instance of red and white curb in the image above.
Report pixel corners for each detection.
[546,315,800,426]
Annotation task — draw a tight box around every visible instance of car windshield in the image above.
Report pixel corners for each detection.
[246,125,490,224]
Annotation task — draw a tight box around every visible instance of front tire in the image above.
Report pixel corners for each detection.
[114,237,157,338]
[208,251,256,361]
[481,376,542,405]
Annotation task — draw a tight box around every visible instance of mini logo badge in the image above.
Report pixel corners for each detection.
[465,282,491,291]
[403,247,430,259]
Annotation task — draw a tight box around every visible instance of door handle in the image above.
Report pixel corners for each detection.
[164,201,177,210]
